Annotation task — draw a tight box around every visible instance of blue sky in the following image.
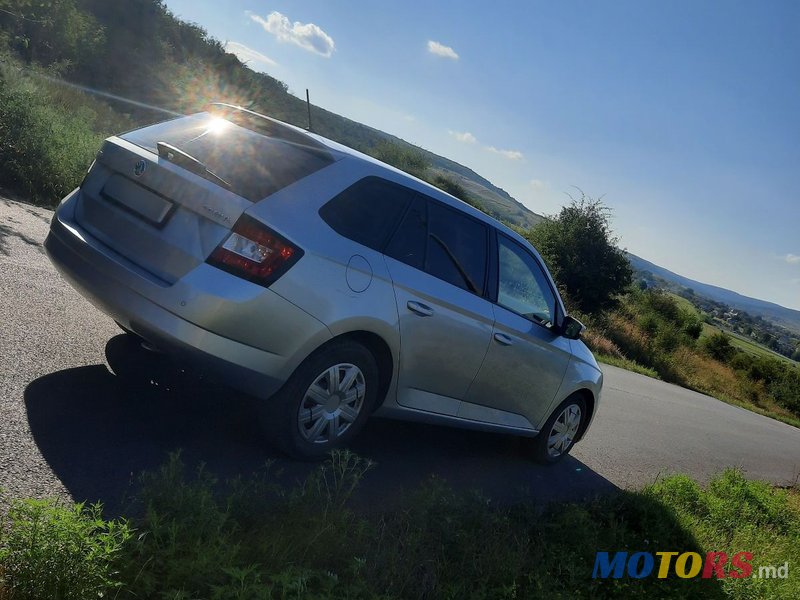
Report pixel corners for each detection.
[166,0,800,310]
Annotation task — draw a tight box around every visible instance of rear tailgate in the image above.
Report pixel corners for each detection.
[74,112,333,284]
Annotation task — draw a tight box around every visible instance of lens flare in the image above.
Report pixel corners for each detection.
[205,117,230,135]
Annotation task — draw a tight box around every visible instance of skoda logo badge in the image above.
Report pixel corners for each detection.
[134,159,147,177]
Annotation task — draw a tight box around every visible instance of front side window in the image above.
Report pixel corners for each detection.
[497,235,556,326]
[319,177,416,251]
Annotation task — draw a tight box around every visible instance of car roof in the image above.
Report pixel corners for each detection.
[209,104,543,257]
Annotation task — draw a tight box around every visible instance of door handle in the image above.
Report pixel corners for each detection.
[494,332,514,346]
[407,301,434,317]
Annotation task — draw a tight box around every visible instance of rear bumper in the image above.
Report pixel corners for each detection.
[45,190,332,398]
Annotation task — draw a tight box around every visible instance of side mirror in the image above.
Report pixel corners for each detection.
[561,315,586,340]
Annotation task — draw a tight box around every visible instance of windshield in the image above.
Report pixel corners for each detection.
[121,113,334,202]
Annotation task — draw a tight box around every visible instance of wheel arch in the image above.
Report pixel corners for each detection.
[303,329,395,413]
[572,388,595,442]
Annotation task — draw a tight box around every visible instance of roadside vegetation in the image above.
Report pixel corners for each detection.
[522,194,800,428]
[661,284,800,363]
[1,452,798,599]
[585,290,800,428]
[0,58,130,203]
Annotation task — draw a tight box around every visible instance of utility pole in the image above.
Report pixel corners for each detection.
[306,89,313,131]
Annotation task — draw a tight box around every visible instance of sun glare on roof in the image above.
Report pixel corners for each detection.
[205,117,230,135]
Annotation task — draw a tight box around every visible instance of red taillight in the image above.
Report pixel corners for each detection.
[207,215,303,287]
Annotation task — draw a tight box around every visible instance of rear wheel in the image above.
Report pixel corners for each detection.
[531,395,587,465]
[259,340,378,460]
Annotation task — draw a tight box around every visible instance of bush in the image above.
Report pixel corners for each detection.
[683,317,703,340]
[525,193,632,314]
[0,0,105,72]
[0,61,111,205]
[766,366,800,414]
[641,290,683,324]
[0,498,130,600]
[702,332,735,363]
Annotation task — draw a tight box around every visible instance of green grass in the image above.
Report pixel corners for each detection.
[596,353,660,379]
[0,498,131,600]
[2,453,798,599]
[668,293,700,315]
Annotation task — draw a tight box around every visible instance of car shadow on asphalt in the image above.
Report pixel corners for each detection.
[25,334,619,515]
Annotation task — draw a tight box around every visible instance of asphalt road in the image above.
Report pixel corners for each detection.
[2,197,799,514]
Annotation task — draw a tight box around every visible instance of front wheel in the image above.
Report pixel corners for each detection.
[259,340,378,460]
[531,395,587,465]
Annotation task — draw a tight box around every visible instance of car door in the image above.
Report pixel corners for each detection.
[463,232,572,429]
[383,195,495,415]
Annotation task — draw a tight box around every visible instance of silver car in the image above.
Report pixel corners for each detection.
[45,104,602,463]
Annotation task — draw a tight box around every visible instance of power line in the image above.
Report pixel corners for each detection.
[0,7,52,24]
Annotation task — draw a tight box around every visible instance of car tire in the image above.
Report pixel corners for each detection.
[259,340,379,460]
[531,395,587,465]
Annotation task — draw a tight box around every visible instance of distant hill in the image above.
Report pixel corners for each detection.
[628,254,800,334]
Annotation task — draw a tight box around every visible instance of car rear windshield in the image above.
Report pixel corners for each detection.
[121,113,335,202]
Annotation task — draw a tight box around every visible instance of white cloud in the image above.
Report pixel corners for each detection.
[784,253,800,264]
[530,179,545,190]
[223,41,277,69]
[249,11,335,57]
[449,130,477,144]
[487,146,524,160]
[427,40,459,60]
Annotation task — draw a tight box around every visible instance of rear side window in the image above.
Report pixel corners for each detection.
[122,113,334,202]
[384,195,427,269]
[385,196,488,295]
[319,177,416,251]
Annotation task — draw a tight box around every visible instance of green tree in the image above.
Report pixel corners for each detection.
[525,193,632,313]
[0,0,105,71]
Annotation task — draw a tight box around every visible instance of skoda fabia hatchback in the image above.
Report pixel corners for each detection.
[46,103,603,463]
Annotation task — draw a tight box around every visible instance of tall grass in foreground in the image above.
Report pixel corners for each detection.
[1,452,798,599]
[0,499,130,600]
